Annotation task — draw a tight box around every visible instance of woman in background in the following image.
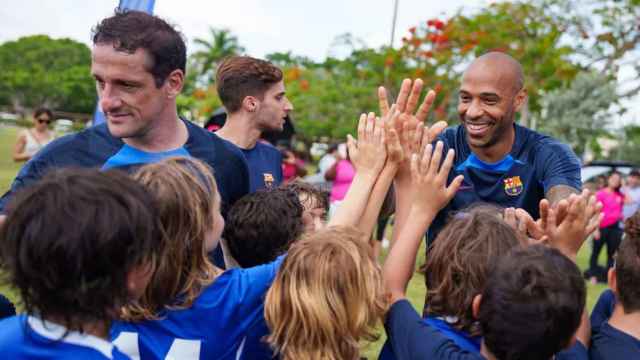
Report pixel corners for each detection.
[13,108,54,162]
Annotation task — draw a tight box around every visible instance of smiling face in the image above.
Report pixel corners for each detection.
[457,53,526,152]
[254,81,293,132]
[91,45,169,140]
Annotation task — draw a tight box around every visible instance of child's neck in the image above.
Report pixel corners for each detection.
[609,304,640,340]
[480,341,498,360]
[46,315,110,340]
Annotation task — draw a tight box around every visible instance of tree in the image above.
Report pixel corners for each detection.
[400,1,580,124]
[537,72,619,158]
[191,28,245,85]
[0,35,95,114]
[549,0,640,98]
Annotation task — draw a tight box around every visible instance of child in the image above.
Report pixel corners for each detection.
[590,210,640,359]
[0,169,162,359]
[224,187,305,268]
[383,142,594,360]
[111,157,280,360]
[282,179,329,232]
[264,226,386,360]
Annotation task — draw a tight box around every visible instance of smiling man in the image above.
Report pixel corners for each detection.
[214,56,293,192]
[0,10,249,217]
[427,52,582,243]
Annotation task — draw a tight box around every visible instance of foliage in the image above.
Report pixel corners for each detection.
[549,0,640,98]
[616,124,640,164]
[0,35,95,114]
[400,1,580,123]
[537,72,619,157]
[179,28,244,121]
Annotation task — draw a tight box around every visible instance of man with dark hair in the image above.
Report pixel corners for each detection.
[224,188,304,268]
[0,168,162,359]
[215,56,293,192]
[590,211,640,359]
[0,9,249,220]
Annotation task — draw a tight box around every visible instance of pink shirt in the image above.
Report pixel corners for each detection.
[596,189,625,228]
[330,160,355,202]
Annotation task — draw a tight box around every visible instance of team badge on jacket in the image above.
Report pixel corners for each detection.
[503,176,523,196]
[264,173,275,189]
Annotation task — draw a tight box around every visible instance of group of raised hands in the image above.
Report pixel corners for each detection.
[327,78,603,301]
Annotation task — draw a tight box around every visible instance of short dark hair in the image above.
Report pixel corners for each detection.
[630,169,640,178]
[224,188,304,267]
[216,56,283,113]
[618,211,640,312]
[33,107,53,120]
[0,168,162,333]
[479,245,585,360]
[92,9,186,87]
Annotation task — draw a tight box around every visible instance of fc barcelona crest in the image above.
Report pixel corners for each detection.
[503,176,523,196]
[263,173,275,189]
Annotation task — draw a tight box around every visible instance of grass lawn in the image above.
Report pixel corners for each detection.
[0,126,609,358]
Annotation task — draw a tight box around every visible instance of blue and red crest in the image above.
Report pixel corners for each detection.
[503,176,523,196]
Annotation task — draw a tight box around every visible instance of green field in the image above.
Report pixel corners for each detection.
[0,125,608,358]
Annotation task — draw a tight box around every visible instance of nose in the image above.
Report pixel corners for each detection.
[99,84,122,113]
[464,99,483,120]
[284,98,294,112]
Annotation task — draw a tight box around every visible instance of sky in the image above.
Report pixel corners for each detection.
[0,0,637,127]
[0,0,487,59]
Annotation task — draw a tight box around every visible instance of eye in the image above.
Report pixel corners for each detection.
[483,98,498,106]
[96,80,105,90]
[459,94,471,103]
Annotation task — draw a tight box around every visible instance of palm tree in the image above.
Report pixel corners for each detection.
[192,28,245,84]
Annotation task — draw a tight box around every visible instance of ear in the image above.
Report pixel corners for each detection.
[126,261,155,300]
[514,88,527,112]
[472,294,482,319]
[164,69,184,99]
[241,96,259,113]
[608,267,618,294]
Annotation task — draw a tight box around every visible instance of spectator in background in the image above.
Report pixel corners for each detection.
[623,169,640,221]
[12,107,54,162]
[588,171,626,283]
[281,148,307,183]
[325,143,355,218]
[303,143,338,192]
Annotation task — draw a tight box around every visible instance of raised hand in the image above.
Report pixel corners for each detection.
[347,112,387,178]
[409,141,464,216]
[542,190,603,260]
[503,207,547,245]
[378,79,448,169]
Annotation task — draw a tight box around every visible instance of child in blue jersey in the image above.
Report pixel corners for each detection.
[111,157,264,360]
[590,210,640,359]
[383,141,598,360]
[378,205,525,359]
[0,169,163,359]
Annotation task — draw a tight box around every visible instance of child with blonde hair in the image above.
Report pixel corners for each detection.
[111,157,280,360]
[265,226,386,360]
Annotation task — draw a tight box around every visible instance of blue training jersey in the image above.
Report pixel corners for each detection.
[428,124,581,244]
[241,141,283,192]
[0,315,130,359]
[111,256,284,360]
[590,289,640,359]
[0,119,250,214]
[383,299,587,360]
